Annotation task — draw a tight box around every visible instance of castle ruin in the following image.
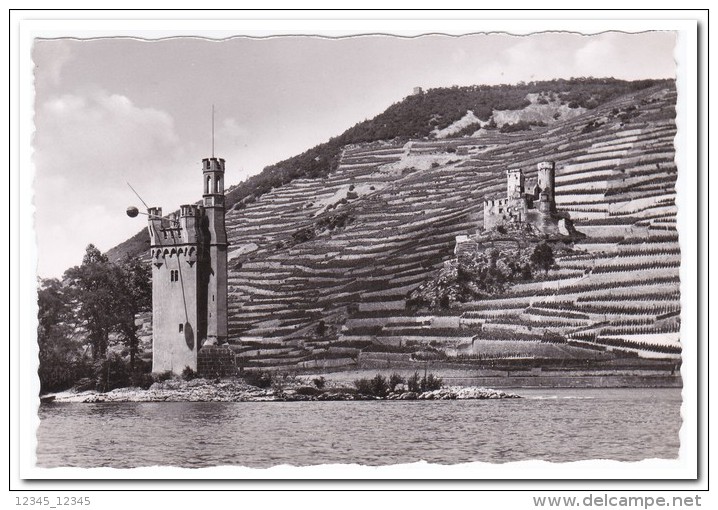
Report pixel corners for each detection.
[483,161,566,234]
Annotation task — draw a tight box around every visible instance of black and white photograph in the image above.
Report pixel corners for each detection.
[13,13,704,489]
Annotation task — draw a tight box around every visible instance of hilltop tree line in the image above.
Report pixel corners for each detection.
[228,78,666,200]
[38,244,151,393]
[106,77,670,263]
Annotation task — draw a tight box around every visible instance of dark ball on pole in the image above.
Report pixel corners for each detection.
[126,206,139,218]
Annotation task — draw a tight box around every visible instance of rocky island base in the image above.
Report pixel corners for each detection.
[45,378,520,403]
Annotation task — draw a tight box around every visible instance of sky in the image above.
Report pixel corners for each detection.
[32,31,676,278]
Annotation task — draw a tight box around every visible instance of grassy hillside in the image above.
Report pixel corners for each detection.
[106,78,669,263]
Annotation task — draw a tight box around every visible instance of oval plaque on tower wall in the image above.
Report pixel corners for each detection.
[184,322,194,350]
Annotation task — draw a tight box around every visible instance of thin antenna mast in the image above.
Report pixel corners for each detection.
[212,104,215,158]
[126,181,150,210]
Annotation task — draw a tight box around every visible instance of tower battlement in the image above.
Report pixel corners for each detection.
[202,157,225,171]
[180,204,201,217]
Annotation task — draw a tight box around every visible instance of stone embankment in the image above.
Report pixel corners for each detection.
[47,379,520,403]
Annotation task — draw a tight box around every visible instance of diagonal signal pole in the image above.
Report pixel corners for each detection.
[127,181,150,210]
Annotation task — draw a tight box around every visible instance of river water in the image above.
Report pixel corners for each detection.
[36,388,681,468]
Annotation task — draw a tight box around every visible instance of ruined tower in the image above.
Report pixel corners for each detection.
[506,168,525,199]
[537,161,556,212]
[148,157,228,374]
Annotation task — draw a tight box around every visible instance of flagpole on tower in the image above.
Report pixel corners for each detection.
[212,104,215,158]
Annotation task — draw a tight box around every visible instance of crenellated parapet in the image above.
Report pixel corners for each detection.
[148,204,206,248]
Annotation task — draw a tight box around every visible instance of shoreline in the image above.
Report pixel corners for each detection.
[43,378,521,403]
[42,371,682,404]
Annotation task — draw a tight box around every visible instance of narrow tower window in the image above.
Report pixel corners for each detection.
[178,323,184,333]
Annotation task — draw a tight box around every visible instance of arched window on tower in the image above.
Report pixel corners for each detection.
[215,176,221,194]
[205,175,211,194]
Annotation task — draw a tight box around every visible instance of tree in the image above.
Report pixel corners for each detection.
[407,371,421,392]
[37,278,90,392]
[388,373,405,392]
[531,242,555,274]
[370,374,389,397]
[73,250,151,368]
[115,255,151,371]
[63,244,124,360]
[37,277,71,337]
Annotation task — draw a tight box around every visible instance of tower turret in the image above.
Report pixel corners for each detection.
[179,204,202,247]
[147,207,163,247]
[203,157,225,201]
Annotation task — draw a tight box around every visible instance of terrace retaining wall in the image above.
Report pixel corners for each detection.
[441,374,682,389]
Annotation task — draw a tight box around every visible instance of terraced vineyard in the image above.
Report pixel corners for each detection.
[148,83,680,372]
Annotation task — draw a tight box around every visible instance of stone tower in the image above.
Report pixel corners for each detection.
[201,157,228,346]
[506,168,525,199]
[537,161,556,211]
[148,157,228,374]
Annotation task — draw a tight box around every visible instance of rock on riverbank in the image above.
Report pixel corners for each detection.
[390,387,521,400]
[46,378,520,403]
